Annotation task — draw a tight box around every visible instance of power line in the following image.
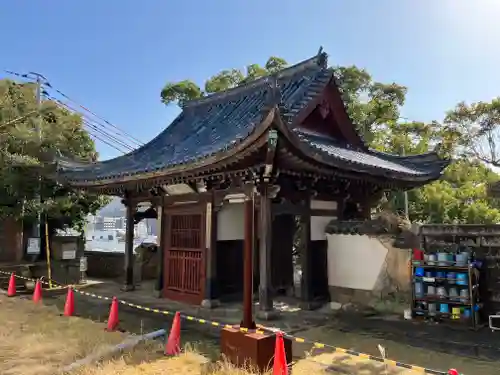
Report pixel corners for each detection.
[43,98,128,154]
[44,94,135,153]
[0,82,134,154]
[0,110,38,128]
[49,98,132,154]
[3,69,144,149]
[2,69,37,82]
[43,82,144,147]
[84,129,130,155]
[82,118,134,154]
[58,100,135,152]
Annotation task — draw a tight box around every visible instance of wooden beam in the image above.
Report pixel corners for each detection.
[257,184,280,318]
[122,200,136,291]
[241,193,256,329]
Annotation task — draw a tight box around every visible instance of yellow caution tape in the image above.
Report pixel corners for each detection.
[0,269,447,375]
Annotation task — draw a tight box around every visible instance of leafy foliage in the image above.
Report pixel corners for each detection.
[160,56,288,106]
[332,66,407,144]
[0,79,109,232]
[444,98,500,166]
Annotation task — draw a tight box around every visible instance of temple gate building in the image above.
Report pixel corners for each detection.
[57,50,449,317]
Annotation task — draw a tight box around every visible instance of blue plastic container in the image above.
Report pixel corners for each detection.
[447,272,456,284]
[415,267,425,277]
[414,282,424,297]
[456,273,468,286]
[439,303,450,313]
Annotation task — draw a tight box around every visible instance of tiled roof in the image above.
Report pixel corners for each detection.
[294,129,448,180]
[58,50,449,185]
[60,53,331,182]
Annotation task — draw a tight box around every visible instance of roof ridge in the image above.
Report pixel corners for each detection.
[183,50,328,109]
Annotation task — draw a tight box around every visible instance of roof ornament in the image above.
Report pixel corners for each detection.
[316,46,328,68]
[265,74,282,107]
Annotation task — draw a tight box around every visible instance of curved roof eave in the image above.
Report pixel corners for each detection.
[274,116,449,183]
[62,107,278,188]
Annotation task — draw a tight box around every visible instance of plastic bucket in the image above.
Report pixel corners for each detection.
[456,273,468,286]
[439,303,450,313]
[415,282,424,297]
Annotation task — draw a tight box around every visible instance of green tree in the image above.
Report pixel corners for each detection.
[375,118,500,224]
[0,79,109,232]
[332,66,407,144]
[444,98,500,167]
[160,56,289,107]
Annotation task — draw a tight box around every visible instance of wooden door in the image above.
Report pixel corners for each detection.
[163,208,205,304]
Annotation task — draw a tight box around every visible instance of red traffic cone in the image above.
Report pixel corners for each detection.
[7,273,16,297]
[272,331,288,375]
[165,311,181,356]
[32,280,42,303]
[64,288,75,317]
[106,297,119,331]
[448,370,459,375]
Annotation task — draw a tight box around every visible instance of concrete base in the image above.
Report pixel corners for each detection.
[121,284,135,292]
[299,301,315,310]
[256,309,279,321]
[201,299,220,309]
[153,289,162,298]
[220,326,292,372]
[299,300,323,311]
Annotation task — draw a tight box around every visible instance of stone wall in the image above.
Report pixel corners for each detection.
[84,251,125,279]
[84,244,159,280]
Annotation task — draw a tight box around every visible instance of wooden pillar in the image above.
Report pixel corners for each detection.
[257,184,280,320]
[241,191,256,329]
[300,196,314,309]
[122,200,136,291]
[155,200,165,297]
[202,196,220,308]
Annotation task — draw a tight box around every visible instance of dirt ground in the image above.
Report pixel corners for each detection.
[37,286,497,375]
[0,292,429,375]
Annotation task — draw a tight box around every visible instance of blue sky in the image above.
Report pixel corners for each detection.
[2,0,499,160]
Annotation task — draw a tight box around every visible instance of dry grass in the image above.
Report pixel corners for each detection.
[0,294,425,375]
[0,294,125,375]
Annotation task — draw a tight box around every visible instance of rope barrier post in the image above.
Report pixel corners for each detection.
[44,220,53,289]
[0,270,450,375]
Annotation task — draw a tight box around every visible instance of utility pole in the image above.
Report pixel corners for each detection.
[27,72,46,257]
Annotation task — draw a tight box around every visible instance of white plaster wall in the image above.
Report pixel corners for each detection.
[217,203,244,241]
[156,206,162,245]
[326,234,387,291]
[310,200,337,241]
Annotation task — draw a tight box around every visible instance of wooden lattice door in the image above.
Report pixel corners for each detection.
[163,209,205,304]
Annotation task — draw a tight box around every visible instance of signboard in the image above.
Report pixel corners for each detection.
[79,256,88,272]
[27,237,40,254]
[62,250,76,260]
[61,242,77,260]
